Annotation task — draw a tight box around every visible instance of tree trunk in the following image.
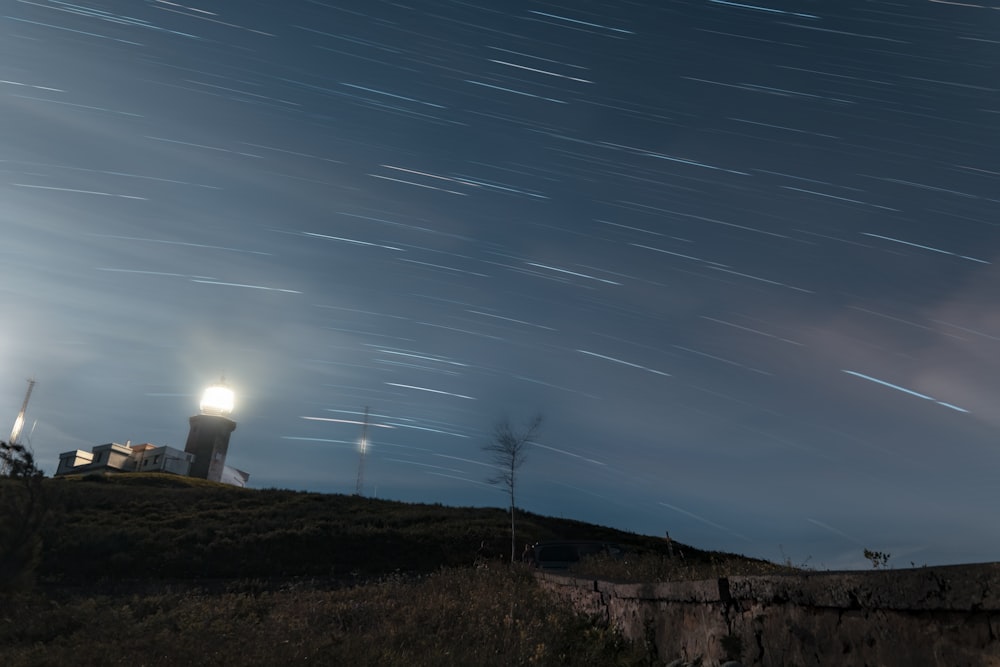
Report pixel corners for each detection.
[509,499,516,563]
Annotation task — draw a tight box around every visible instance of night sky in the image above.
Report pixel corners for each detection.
[3,0,999,569]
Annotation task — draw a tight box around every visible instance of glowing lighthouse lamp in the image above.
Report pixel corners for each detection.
[200,382,235,416]
[184,379,237,482]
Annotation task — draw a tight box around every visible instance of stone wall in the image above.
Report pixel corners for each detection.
[535,563,1000,666]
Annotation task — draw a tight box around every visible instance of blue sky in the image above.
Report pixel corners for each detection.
[3,0,999,569]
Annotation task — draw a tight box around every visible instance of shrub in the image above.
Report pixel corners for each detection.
[0,442,49,593]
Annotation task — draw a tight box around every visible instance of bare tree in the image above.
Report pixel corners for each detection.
[483,414,542,564]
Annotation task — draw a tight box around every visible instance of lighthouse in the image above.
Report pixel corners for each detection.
[183,380,237,482]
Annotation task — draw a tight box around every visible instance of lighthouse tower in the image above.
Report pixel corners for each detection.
[184,380,236,482]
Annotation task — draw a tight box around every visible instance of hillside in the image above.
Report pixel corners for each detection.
[25,472,733,587]
[1,473,783,666]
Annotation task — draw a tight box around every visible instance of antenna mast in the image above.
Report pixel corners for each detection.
[9,378,35,445]
[3,378,36,476]
[355,406,370,496]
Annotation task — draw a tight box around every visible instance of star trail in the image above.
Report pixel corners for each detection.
[2,0,999,568]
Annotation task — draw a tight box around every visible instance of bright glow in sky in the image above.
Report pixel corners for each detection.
[3,1,999,569]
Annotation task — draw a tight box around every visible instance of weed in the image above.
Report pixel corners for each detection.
[863,549,891,569]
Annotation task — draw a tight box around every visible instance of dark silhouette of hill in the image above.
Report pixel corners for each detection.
[1,473,778,665]
[33,472,736,586]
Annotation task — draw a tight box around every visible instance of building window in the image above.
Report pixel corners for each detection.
[153,455,161,464]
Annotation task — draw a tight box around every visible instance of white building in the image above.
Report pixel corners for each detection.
[55,442,193,477]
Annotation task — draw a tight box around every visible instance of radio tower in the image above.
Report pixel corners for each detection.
[2,378,36,476]
[355,406,370,496]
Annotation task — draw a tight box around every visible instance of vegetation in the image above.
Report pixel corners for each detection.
[0,567,651,666]
[0,472,775,665]
[483,414,543,564]
[863,548,891,569]
[0,441,48,592]
[569,549,797,583]
[18,472,694,585]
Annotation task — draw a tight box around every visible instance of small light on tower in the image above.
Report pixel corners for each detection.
[200,380,234,416]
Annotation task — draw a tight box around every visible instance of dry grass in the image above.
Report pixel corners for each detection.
[1,567,653,666]
[1,474,786,665]
[569,551,799,583]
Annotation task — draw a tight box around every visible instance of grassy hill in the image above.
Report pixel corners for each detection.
[32,472,739,586]
[1,473,780,666]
